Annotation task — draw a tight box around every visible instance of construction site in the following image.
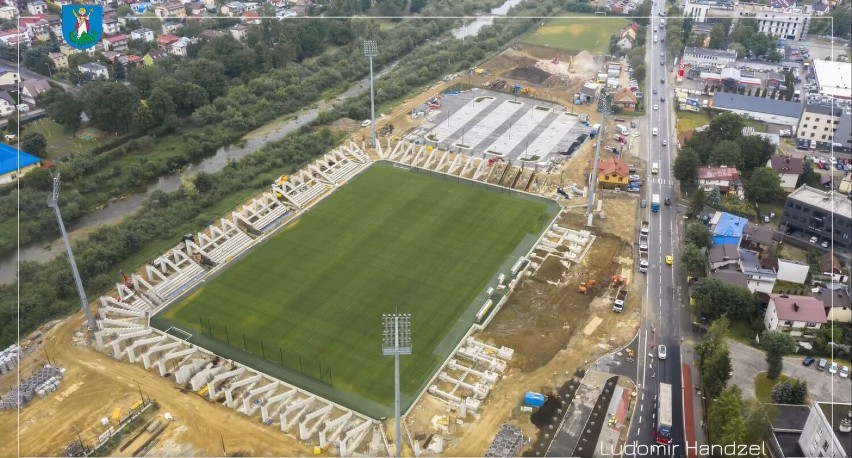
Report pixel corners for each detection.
[1,42,647,457]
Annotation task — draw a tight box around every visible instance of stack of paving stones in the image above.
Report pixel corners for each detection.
[0,364,62,410]
[486,424,526,457]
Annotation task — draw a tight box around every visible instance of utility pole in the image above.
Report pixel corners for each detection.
[135,380,144,405]
[48,175,97,330]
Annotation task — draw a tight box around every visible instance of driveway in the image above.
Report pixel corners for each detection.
[727,339,851,403]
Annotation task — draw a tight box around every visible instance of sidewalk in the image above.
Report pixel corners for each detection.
[680,338,707,458]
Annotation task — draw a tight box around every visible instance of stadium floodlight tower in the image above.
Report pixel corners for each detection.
[382,313,411,458]
[364,40,378,150]
[47,174,96,330]
[587,93,610,224]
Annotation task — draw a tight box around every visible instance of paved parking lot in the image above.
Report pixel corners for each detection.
[727,339,851,403]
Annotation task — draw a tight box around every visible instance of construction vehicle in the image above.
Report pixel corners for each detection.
[611,274,626,286]
[651,194,661,212]
[568,55,575,73]
[639,252,649,273]
[474,68,485,75]
[640,220,650,235]
[578,279,598,293]
[613,289,627,312]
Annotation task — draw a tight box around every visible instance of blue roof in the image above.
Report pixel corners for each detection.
[712,212,747,246]
[0,143,40,176]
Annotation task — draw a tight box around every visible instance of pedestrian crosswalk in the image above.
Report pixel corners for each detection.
[649,177,673,186]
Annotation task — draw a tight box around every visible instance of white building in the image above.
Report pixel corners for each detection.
[756,11,810,41]
[682,47,737,68]
[78,62,110,80]
[797,104,847,143]
[764,293,826,337]
[812,60,852,101]
[798,403,852,458]
[776,259,810,284]
[27,0,47,15]
[131,28,155,42]
[683,0,710,22]
[0,6,18,19]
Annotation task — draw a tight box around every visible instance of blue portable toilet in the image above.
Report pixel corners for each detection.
[524,391,546,408]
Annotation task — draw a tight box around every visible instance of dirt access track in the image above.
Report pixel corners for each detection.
[0,314,306,456]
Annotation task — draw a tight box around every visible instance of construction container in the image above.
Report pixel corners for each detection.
[523,391,546,408]
[37,389,46,398]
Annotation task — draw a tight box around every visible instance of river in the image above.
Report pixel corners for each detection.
[0,0,522,284]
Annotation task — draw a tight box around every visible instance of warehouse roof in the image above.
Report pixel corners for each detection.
[0,143,39,176]
[711,93,803,119]
[813,59,852,99]
[787,185,852,219]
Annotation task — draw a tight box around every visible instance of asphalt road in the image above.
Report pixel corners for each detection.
[623,10,691,457]
[0,57,80,95]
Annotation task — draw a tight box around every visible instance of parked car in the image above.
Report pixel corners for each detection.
[810,236,819,243]
[840,366,849,378]
[817,359,828,371]
[802,356,815,366]
[658,344,667,360]
[829,362,838,374]
[821,241,830,248]
[361,119,372,127]
[654,104,659,110]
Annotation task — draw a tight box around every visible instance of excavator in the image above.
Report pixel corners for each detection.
[578,279,598,294]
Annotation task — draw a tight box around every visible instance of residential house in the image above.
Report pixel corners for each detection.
[740,225,775,255]
[820,253,848,283]
[168,37,192,56]
[102,34,129,52]
[43,14,61,38]
[697,165,739,193]
[48,52,68,70]
[130,28,155,42]
[187,1,205,14]
[740,248,777,293]
[156,33,180,50]
[763,293,826,337]
[131,2,151,14]
[612,87,638,111]
[616,37,633,51]
[103,17,120,35]
[0,28,30,47]
[710,269,749,289]
[125,55,143,67]
[711,212,748,246]
[767,156,804,191]
[26,0,46,15]
[0,6,17,19]
[155,2,187,18]
[161,20,182,34]
[596,157,630,190]
[0,144,41,184]
[709,244,740,270]
[0,68,19,86]
[19,79,50,106]
[811,1,830,15]
[78,62,109,80]
[203,0,216,10]
[0,90,15,116]
[777,259,810,284]
[199,29,226,40]
[229,24,248,41]
[814,285,852,324]
[20,16,50,43]
[241,10,260,23]
[143,50,168,66]
[221,1,246,15]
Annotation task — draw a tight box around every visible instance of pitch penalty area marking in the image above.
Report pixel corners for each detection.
[165,326,192,341]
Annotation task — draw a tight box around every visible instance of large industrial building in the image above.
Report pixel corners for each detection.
[797,104,848,145]
[782,185,852,250]
[711,93,803,127]
[682,47,737,68]
[812,59,852,100]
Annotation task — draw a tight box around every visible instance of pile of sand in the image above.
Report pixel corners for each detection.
[534,59,570,77]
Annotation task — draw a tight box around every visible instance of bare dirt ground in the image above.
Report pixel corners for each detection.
[406,198,642,456]
[0,313,307,457]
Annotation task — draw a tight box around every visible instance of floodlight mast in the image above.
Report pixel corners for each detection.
[382,314,411,458]
[47,174,96,330]
[364,40,378,150]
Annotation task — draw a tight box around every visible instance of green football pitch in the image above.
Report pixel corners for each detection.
[156,162,557,416]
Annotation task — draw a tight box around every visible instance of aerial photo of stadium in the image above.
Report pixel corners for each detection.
[153,162,559,417]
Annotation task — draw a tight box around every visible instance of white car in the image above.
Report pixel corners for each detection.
[361,119,372,127]
[821,241,829,248]
[654,104,659,110]
[829,157,837,165]
[662,139,668,146]
[829,362,838,374]
[810,236,819,243]
[658,345,667,360]
[840,366,849,378]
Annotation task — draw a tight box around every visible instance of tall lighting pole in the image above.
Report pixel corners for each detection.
[48,174,97,330]
[382,314,411,458]
[364,40,378,150]
[587,93,610,221]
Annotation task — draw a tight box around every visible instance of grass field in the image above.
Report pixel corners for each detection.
[522,15,628,54]
[24,119,108,159]
[158,163,557,413]
[676,110,768,136]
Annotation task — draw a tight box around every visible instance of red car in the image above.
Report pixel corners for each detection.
[614,117,626,122]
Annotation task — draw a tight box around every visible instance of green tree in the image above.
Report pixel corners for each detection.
[800,159,822,188]
[685,222,712,249]
[20,132,47,157]
[80,81,140,132]
[746,168,783,203]
[742,398,774,444]
[729,43,745,58]
[707,386,746,446]
[682,243,707,277]
[40,89,83,134]
[771,378,808,404]
[761,331,797,379]
[688,187,706,217]
[701,340,732,398]
[706,187,721,205]
[673,147,701,184]
[709,24,726,49]
[692,279,757,319]
[708,140,742,168]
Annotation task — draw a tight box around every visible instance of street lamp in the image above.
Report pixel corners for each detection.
[363,40,378,150]
[382,314,411,458]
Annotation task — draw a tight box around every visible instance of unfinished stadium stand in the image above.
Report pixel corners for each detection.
[232,192,292,233]
[143,249,206,304]
[184,217,254,265]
